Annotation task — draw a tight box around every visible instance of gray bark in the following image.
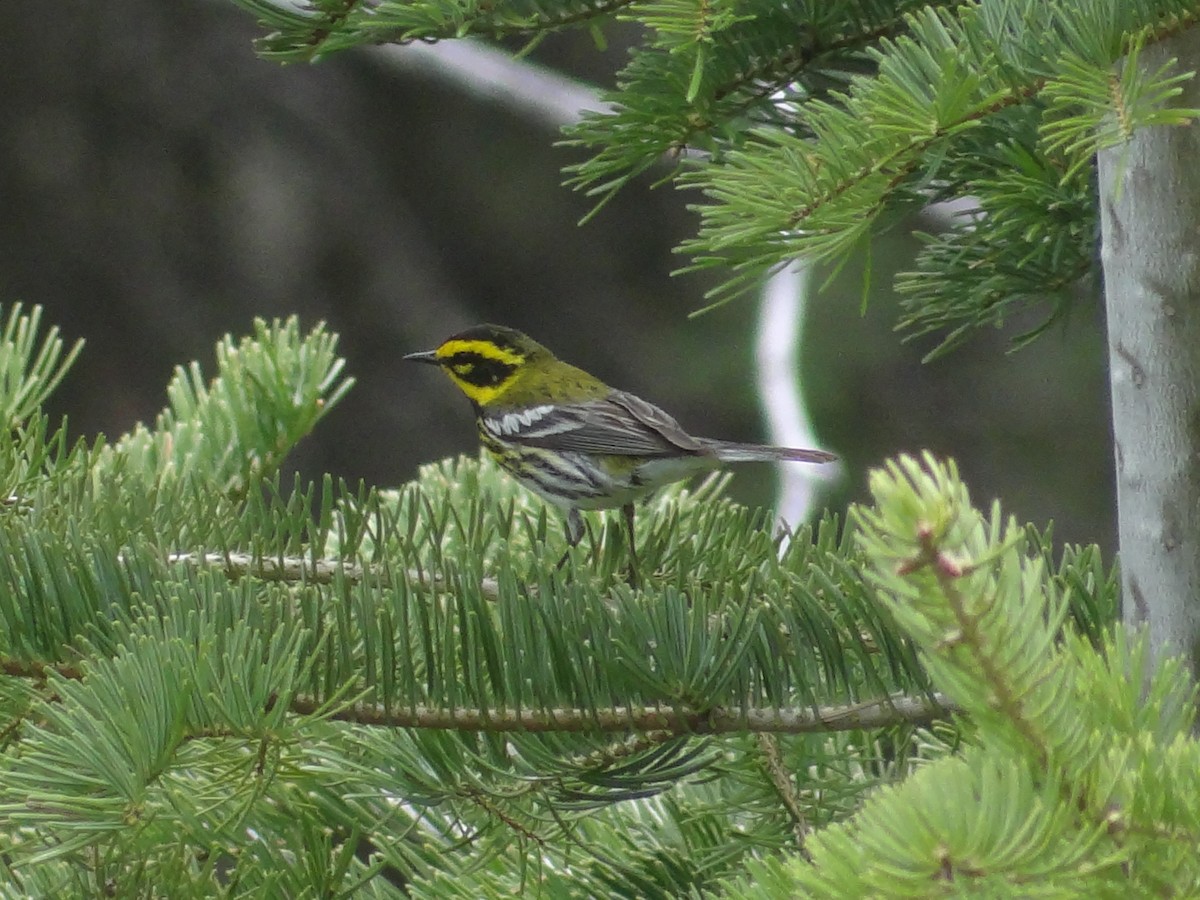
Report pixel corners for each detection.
[1098,27,1200,677]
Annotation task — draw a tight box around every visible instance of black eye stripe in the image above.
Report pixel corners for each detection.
[446,352,516,387]
[448,352,491,368]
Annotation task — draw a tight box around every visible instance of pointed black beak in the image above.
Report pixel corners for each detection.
[403,350,440,365]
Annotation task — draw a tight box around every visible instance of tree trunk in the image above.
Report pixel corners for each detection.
[1098,26,1200,678]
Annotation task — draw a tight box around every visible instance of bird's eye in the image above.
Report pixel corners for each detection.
[452,362,474,376]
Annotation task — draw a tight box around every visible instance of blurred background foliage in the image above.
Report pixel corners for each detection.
[0,0,1112,548]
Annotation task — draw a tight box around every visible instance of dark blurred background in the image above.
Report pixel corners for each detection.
[0,0,1115,550]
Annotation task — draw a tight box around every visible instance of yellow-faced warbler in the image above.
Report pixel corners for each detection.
[405,324,836,581]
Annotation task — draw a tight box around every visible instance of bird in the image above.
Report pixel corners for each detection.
[404,324,836,584]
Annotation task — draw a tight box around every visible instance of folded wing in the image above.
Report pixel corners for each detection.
[482,391,704,457]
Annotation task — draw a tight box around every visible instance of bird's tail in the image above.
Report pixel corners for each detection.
[699,439,836,464]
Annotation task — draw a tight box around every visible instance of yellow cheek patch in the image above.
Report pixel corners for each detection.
[436,339,524,367]
[447,377,510,406]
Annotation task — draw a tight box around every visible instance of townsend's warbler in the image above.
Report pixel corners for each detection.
[405,324,836,580]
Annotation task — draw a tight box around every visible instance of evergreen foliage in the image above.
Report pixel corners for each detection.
[718,457,1200,897]
[22,0,1200,893]
[228,0,1200,351]
[0,307,1154,896]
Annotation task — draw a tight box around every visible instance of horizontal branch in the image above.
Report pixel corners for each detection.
[305,692,954,734]
[164,551,501,600]
[0,654,951,735]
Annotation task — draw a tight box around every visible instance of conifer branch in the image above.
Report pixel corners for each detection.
[0,651,951,734]
[308,0,360,57]
[772,6,1200,231]
[564,729,678,769]
[378,0,640,46]
[463,786,547,847]
[0,656,84,682]
[295,692,954,734]
[902,524,1050,765]
[757,732,811,859]
[241,0,641,61]
[709,17,904,108]
[164,551,502,601]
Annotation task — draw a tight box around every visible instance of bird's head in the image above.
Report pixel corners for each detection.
[404,324,606,408]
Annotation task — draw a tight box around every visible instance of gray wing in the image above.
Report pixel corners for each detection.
[483,391,705,457]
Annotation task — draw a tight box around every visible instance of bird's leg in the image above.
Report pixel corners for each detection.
[622,502,640,590]
[555,508,586,573]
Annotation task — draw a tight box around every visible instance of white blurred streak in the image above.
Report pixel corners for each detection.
[751,199,972,536]
[755,264,840,533]
[369,39,707,156]
[369,39,611,128]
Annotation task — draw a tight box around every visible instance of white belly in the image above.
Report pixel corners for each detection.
[517,452,720,511]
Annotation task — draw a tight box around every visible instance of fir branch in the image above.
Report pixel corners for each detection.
[224,0,1200,351]
[0,298,1136,890]
[295,692,954,734]
[463,786,548,847]
[0,304,84,431]
[0,656,84,682]
[561,729,679,770]
[709,17,900,107]
[163,550,502,601]
[897,522,1050,765]
[679,60,1044,304]
[372,0,641,46]
[682,0,1200,319]
[236,0,640,62]
[307,0,362,58]
[757,732,811,859]
[774,454,1200,896]
[94,316,353,498]
[0,652,951,734]
[564,0,931,206]
[855,454,1078,755]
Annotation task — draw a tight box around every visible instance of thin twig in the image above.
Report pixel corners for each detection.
[757,732,811,860]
